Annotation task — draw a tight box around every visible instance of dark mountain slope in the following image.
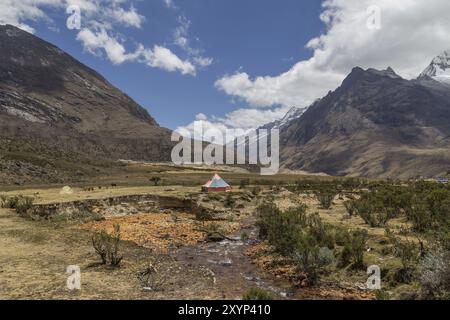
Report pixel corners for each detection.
[0,24,174,184]
[280,67,450,178]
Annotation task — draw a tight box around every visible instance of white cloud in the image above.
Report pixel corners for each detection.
[140,45,196,75]
[194,56,213,67]
[176,107,290,143]
[0,1,145,32]
[215,65,342,108]
[0,0,60,33]
[0,0,199,75]
[106,5,144,28]
[163,0,175,9]
[76,27,140,64]
[173,14,213,68]
[215,0,450,108]
[76,26,195,74]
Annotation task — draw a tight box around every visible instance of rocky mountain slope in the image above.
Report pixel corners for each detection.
[280,66,450,178]
[0,25,174,184]
[260,106,308,130]
[419,50,450,85]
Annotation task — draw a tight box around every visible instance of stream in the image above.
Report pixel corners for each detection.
[172,220,294,299]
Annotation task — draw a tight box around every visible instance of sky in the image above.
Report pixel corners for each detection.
[1,0,450,136]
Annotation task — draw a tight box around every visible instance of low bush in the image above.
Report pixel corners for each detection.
[375,290,391,300]
[315,189,337,209]
[385,229,419,283]
[92,224,123,267]
[242,287,274,300]
[343,200,356,216]
[292,243,335,285]
[256,204,335,285]
[150,176,161,186]
[338,229,368,270]
[419,248,450,300]
[137,263,165,291]
[404,195,432,232]
[1,195,34,215]
[224,194,236,208]
[239,179,250,189]
[426,189,450,229]
[251,186,262,196]
[350,192,393,227]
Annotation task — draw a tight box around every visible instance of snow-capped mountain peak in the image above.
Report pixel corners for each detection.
[278,106,308,128]
[419,50,450,84]
[259,106,307,130]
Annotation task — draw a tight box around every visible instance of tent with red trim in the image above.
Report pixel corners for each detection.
[202,174,232,193]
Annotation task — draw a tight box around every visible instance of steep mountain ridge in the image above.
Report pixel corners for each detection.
[419,50,450,85]
[0,24,174,164]
[260,106,308,131]
[280,66,450,178]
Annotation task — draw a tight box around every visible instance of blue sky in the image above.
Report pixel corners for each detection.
[1,0,448,133]
[3,0,324,130]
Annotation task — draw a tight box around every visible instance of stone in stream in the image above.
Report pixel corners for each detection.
[218,259,233,267]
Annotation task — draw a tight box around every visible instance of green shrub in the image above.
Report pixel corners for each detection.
[405,195,431,232]
[351,194,390,227]
[0,195,7,207]
[426,189,450,228]
[385,229,419,283]
[224,194,236,208]
[419,248,450,300]
[350,186,413,228]
[334,226,352,246]
[256,203,308,255]
[207,193,222,201]
[2,195,34,215]
[344,200,356,216]
[307,213,336,249]
[338,229,368,270]
[150,176,162,186]
[239,179,250,189]
[255,203,335,285]
[251,186,262,196]
[341,178,362,190]
[292,243,335,285]
[92,224,123,267]
[315,189,336,209]
[375,290,391,300]
[242,287,274,300]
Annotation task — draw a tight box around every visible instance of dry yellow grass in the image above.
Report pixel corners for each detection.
[2,186,199,205]
[0,208,220,300]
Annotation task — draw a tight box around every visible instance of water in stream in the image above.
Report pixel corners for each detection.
[172,223,293,299]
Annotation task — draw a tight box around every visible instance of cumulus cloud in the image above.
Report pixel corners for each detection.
[0,0,145,32]
[175,107,290,144]
[0,0,59,33]
[141,45,196,75]
[215,0,450,108]
[77,27,133,64]
[0,0,202,75]
[106,5,144,28]
[76,26,195,74]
